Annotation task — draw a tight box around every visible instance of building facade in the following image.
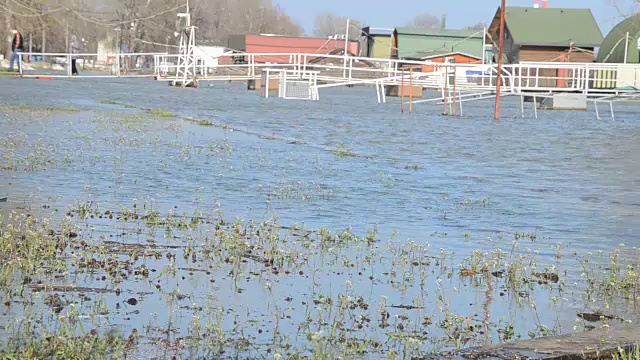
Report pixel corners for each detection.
[228,34,359,63]
[487,7,603,63]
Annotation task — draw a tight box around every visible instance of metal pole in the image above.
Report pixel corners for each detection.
[459,90,464,116]
[610,102,615,121]
[443,65,448,115]
[520,94,524,118]
[482,27,486,65]
[494,0,506,121]
[28,34,32,62]
[343,18,350,79]
[533,95,538,119]
[624,32,629,64]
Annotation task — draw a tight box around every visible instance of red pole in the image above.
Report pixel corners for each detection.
[494,0,506,121]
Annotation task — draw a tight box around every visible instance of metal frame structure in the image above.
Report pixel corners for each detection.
[172,8,197,87]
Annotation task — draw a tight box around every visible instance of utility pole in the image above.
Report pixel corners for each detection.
[494,0,506,121]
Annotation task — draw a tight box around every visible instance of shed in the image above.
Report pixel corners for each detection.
[362,27,394,59]
[597,14,640,64]
[228,34,359,63]
[393,28,485,61]
[487,7,603,63]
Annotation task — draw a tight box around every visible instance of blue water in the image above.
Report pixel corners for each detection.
[1,76,639,357]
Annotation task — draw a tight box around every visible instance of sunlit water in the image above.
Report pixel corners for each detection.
[1,77,639,358]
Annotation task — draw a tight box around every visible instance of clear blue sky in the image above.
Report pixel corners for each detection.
[277,0,636,35]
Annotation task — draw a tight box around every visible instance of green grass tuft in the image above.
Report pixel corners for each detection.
[149,109,174,118]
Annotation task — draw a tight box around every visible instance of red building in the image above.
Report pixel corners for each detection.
[228,34,360,63]
[420,52,482,72]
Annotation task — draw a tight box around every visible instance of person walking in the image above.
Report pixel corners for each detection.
[9,29,24,73]
[70,33,83,75]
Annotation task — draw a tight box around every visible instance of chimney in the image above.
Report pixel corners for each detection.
[534,0,540,8]
[542,0,548,8]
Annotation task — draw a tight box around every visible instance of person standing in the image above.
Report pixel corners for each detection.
[9,29,24,72]
[70,33,83,75]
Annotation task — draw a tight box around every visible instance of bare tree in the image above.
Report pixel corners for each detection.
[2,0,303,59]
[313,11,361,39]
[406,13,441,29]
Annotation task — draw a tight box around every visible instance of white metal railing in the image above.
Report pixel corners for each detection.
[151,51,640,96]
[17,52,167,77]
[16,49,640,96]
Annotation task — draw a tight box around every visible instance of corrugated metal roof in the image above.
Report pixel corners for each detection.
[362,27,394,36]
[396,28,483,38]
[499,7,603,47]
[395,29,485,59]
[597,14,640,63]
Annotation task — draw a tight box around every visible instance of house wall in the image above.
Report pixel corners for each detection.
[421,54,481,72]
[519,46,594,63]
[370,36,392,59]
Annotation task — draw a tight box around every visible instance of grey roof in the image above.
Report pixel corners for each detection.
[362,27,394,36]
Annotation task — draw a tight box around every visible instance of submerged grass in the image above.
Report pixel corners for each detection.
[1,105,639,359]
[148,108,174,118]
[0,105,79,112]
[615,346,640,360]
[0,201,638,359]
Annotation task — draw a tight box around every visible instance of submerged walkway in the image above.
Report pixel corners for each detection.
[438,324,640,359]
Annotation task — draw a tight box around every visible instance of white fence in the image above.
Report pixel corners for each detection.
[153,52,640,97]
[16,52,166,77]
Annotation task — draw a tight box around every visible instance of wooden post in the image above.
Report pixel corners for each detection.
[494,0,506,121]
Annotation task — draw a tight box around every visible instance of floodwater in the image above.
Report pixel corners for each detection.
[1,76,640,359]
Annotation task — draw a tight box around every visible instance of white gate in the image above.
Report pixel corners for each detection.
[261,69,319,100]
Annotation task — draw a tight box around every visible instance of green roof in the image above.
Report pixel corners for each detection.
[395,28,485,59]
[597,15,640,63]
[500,7,603,47]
